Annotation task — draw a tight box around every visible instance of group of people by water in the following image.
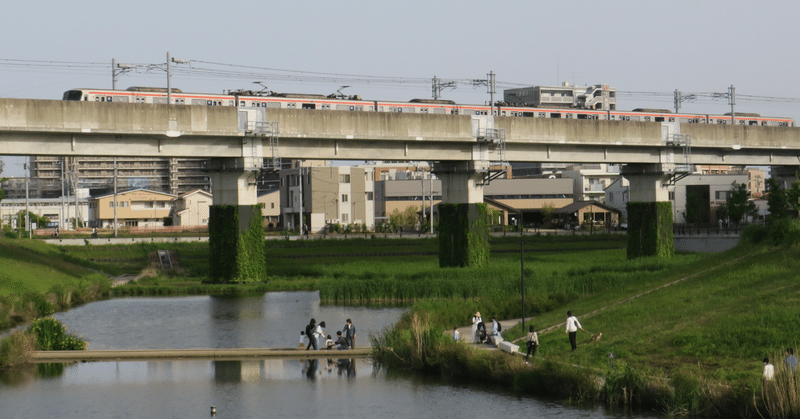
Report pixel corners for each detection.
[450,310,596,361]
[300,318,357,351]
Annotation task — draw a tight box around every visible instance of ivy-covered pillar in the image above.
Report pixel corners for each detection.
[622,164,674,258]
[433,161,490,267]
[207,158,266,283]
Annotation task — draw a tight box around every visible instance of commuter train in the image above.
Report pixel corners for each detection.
[62,87,795,127]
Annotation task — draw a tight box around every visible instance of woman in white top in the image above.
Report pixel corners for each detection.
[471,311,482,343]
[565,310,586,351]
[314,321,326,350]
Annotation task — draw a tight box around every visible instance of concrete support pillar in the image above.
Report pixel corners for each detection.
[433,161,490,267]
[207,158,266,283]
[621,164,674,259]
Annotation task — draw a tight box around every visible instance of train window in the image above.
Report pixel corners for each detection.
[452,109,458,115]
[539,113,546,118]
[566,114,572,119]
[749,121,758,126]
[501,111,506,116]
[551,113,561,118]
[287,103,296,108]
[302,103,316,109]
[669,117,675,122]
[349,106,354,111]
[577,114,587,120]
[644,117,651,121]
[625,116,630,121]
[239,101,245,107]
[369,106,374,111]
[523,112,534,117]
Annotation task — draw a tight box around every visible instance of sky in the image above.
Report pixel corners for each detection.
[2,0,799,177]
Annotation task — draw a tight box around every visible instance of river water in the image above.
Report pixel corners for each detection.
[0,291,661,418]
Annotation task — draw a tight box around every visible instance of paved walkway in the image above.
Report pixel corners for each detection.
[31,347,372,363]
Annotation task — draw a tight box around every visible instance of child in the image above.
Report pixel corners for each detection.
[325,334,335,350]
[297,331,307,350]
[453,326,460,342]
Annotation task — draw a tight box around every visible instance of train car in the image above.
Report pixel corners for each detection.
[62,87,794,127]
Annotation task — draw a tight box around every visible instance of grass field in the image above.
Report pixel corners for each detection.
[4,229,799,416]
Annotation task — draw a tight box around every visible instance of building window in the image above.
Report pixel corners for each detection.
[715,191,730,200]
[341,194,348,203]
[339,174,351,183]
[669,192,675,201]
[341,214,349,223]
[366,192,373,201]
[270,203,275,209]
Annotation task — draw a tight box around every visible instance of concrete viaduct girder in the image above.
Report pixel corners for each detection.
[2,98,800,167]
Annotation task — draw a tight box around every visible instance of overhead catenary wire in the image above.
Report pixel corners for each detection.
[1,58,800,108]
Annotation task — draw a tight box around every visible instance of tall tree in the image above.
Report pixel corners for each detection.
[726,182,757,224]
[766,178,790,221]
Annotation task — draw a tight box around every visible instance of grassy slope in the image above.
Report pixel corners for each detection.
[506,243,800,389]
[0,240,96,296]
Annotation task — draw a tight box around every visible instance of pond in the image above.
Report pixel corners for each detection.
[0,291,662,418]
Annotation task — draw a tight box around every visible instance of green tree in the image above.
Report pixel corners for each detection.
[0,177,7,204]
[684,193,705,224]
[541,201,556,227]
[725,182,757,224]
[16,211,51,231]
[389,206,419,230]
[786,180,800,218]
[766,178,790,221]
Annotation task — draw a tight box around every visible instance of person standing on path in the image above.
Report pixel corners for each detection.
[525,325,539,360]
[343,318,357,349]
[490,317,501,345]
[565,311,586,351]
[306,319,317,350]
[314,321,326,350]
[471,311,482,343]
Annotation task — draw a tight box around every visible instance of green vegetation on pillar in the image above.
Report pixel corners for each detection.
[626,201,674,259]
[438,203,490,267]
[208,205,266,283]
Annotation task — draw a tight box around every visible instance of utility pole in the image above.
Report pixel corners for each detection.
[59,159,65,232]
[112,59,133,90]
[729,85,736,125]
[113,158,118,237]
[167,52,172,105]
[470,71,497,115]
[24,160,29,238]
[298,168,304,236]
[673,89,697,114]
[430,173,434,234]
[488,71,496,115]
[431,76,456,100]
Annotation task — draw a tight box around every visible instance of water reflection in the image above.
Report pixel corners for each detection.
[0,359,661,419]
[51,291,405,350]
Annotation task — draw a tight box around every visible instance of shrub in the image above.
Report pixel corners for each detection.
[28,317,87,351]
[0,331,35,369]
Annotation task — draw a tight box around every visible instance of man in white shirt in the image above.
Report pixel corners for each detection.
[565,310,586,351]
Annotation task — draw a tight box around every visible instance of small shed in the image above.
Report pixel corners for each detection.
[554,201,621,229]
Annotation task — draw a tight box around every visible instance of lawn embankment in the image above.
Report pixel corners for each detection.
[0,240,112,331]
[374,228,800,417]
